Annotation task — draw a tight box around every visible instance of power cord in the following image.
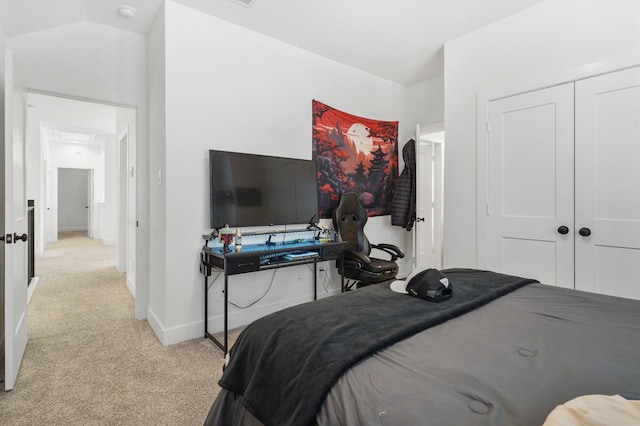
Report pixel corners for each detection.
[207,271,222,290]
[306,263,331,293]
[228,269,278,309]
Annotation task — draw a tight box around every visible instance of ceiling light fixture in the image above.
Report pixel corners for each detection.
[118,5,137,18]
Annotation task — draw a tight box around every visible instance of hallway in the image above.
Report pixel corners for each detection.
[0,232,224,425]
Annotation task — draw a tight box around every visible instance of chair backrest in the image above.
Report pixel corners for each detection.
[333,192,371,256]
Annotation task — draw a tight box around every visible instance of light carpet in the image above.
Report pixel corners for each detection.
[0,232,228,425]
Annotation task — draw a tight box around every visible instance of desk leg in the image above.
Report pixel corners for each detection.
[203,262,226,354]
[313,260,317,301]
[224,270,229,353]
[340,252,345,293]
[204,274,208,338]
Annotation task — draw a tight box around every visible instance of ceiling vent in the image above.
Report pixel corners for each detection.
[230,0,255,8]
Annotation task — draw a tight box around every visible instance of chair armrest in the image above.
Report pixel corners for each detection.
[371,243,405,261]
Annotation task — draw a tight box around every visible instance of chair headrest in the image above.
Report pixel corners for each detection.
[338,193,361,214]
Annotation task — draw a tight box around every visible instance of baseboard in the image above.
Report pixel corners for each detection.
[146,307,203,346]
[146,307,165,345]
[58,227,88,232]
[27,276,40,303]
[126,277,135,298]
[146,291,342,346]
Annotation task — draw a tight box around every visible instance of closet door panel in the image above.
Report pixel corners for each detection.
[575,66,640,299]
[487,83,574,288]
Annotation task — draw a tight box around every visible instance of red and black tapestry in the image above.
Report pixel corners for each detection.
[312,100,399,219]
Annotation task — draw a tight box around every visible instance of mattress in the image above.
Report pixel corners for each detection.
[205,273,640,425]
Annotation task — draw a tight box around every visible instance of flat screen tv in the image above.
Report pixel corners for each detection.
[209,150,319,230]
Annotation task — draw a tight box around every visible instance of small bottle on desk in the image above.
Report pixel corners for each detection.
[235,228,242,251]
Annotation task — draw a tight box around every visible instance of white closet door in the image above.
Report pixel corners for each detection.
[487,83,574,287]
[575,67,640,299]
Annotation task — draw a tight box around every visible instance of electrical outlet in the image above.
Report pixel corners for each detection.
[296,271,302,281]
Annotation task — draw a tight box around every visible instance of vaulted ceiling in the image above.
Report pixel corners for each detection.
[0,0,546,86]
[1,0,546,137]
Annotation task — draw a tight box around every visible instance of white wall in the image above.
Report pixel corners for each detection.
[147,5,167,333]
[405,75,444,128]
[0,23,5,79]
[443,0,640,268]
[147,1,414,345]
[7,22,146,107]
[102,135,117,244]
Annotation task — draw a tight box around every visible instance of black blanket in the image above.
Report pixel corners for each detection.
[217,268,537,426]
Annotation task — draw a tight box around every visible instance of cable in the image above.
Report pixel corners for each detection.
[207,271,222,290]
[321,268,330,292]
[228,269,278,309]
[306,262,331,293]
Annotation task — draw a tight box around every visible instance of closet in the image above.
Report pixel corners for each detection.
[483,66,640,300]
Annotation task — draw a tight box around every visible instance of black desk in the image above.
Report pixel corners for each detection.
[200,240,345,353]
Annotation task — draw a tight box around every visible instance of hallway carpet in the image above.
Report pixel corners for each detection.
[0,232,225,425]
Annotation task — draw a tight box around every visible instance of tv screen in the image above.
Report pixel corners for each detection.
[209,150,319,229]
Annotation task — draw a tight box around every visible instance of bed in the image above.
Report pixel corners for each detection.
[204,268,640,425]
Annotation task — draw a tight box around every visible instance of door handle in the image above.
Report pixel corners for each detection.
[578,227,591,237]
[557,226,569,235]
[13,233,28,243]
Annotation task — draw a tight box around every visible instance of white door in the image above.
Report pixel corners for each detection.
[415,133,433,271]
[3,50,28,391]
[415,124,445,272]
[574,67,640,299]
[487,83,574,288]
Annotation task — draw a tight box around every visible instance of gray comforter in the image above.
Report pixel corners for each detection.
[206,280,640,425]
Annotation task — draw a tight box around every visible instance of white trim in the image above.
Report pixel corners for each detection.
[25,88,137,110]
[27,276,40,303]
[126,277,135,299]
[418,121,444,136]
[146,306,164,344]
[101,237,117,246]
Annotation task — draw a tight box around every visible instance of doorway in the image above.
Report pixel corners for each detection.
[57,168,91,237]
[414,123,445,272]
[25,92,138,305]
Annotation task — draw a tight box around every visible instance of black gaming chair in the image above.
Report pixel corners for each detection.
[333,192,405,290]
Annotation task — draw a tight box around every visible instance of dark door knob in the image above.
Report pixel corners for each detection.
[13,233,28,242]
[578,227,591,237]
[557,226,569,235]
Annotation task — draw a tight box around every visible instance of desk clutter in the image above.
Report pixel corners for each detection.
[200,234,346,353]
[261,250,319,266]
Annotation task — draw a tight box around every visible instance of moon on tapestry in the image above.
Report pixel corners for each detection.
[312,99,399,219]
[347,123,373,155]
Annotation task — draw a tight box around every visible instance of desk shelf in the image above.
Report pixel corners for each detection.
[200,240,345,353]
